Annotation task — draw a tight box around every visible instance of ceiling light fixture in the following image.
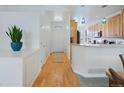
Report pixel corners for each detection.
[102,17,106,24]
[54,16,63,21]
[81,17,85,24]
[96,16,98,18]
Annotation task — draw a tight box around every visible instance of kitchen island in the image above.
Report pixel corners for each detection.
[72,43,124,77]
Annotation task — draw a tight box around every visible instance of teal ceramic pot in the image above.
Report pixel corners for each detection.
[11,42,23,51]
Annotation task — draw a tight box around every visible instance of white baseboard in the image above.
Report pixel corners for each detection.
[74,70,107,78]
[31,67,41,87]
[30,53,50,87]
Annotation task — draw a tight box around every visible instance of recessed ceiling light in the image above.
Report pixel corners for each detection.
[96,16,98,18]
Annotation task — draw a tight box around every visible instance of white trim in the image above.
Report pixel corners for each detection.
[31,53,50,87]
[42,53,50,66]
[74,70,107,78]
[30,67,41,87]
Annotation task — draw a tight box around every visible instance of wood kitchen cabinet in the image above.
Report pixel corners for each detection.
[88,25,92,32]
[101,14,122,38]
[70,20,77,43]
[90,25,93,32]
[88,24,95,32]
[96,22,108,37]
[94,23,99,31]
[107,14,122,37]
[87,13,123,38]
[122,10,124,37]
[88,22,107,36]
[102,23,108,37]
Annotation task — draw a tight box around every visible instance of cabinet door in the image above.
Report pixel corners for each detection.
[88,25,93,32]
[104,22,108,37]
[94,23,102,31]
[91,24,95,32]
[112,14,121,37]
[101,23,106,37]
[122,10,124,37]
[88,25,91,32]
[107,17,113,37]
[101,19,108,37]
[107,14,121,37]
[98,23,102,31]
[94,23,98,31]
[87,14,122,37]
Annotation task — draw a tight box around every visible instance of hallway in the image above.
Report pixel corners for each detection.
[33,52,80,87]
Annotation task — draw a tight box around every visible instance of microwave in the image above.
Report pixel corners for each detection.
[93,31,102,38]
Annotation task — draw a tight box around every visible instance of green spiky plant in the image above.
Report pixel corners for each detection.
[6,25,23,42]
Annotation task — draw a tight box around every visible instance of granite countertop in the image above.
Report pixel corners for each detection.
[72,43,124,47]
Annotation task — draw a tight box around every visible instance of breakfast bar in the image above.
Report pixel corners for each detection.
[71,44,124,77]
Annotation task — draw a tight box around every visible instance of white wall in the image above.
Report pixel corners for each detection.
[49,11,70,59]
[39,11,71,62]
[39,13,51,64]
[0,12,40,50]
[0,58,23,86]
[0,11,70,61]
[0,8,71,86]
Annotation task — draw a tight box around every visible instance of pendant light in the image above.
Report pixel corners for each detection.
[81,17,85,24]
[102,17,106,24]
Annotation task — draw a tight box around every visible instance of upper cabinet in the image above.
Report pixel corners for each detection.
[107,14,122,38]
[122,10,124,37]
[101,23,108,37]
[87,11,123,38]
[88,21,108,37]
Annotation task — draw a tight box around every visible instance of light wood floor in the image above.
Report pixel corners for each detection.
[32,52,80,87]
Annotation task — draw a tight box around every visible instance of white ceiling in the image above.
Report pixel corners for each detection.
[0,5,124,24]
[0,5,75,13]
[72,5,124,25]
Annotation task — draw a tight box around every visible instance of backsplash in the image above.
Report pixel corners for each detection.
[88,37,124,44]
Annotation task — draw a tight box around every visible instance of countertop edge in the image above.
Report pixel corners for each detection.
[71,43,124,47]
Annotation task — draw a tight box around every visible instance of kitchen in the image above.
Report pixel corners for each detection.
[70,5,124,77]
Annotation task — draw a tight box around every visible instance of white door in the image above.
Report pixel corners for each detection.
[51,22,66,53]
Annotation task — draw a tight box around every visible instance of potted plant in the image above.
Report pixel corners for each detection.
[6,25,23,51]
